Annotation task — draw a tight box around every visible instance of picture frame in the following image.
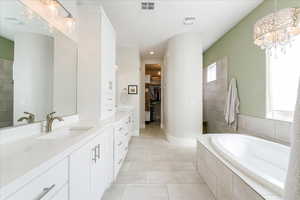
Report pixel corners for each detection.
[128,85,138,94]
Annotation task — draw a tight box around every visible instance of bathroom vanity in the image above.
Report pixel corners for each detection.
[0,112,133,200]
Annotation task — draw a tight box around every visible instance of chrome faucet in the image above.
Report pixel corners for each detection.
[17,112,35,124]
[46,112,64,133]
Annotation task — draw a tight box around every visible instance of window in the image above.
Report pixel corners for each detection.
[267,37,300,121]
[207,62,217,83]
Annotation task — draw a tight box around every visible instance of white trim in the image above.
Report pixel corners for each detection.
[132,130,140,136]
[165,132,197,146]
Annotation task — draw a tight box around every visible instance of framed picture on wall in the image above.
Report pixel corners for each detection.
[128,85,138,94]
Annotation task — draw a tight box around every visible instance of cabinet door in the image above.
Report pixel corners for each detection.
[69,143,91,200]
[90,129,114,200]
[105,131,114,187]
[90,134,107,199]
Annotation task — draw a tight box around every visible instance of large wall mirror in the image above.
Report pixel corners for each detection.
[0,0,77,129]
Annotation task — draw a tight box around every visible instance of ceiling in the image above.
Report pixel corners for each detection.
[99,0,263,59]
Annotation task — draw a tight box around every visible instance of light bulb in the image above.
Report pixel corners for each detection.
[47,0,59,17]
[65,15,75,32]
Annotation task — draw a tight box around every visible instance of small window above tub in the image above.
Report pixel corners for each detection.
[266,36,300,122]
[207,62,217,83]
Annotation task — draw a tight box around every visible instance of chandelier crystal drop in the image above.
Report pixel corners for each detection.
[254,8,300,53]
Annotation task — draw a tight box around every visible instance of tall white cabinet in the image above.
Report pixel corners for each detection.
[78,4,116,122]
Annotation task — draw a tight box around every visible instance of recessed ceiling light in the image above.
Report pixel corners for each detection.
[149,51,155,55]
[183,17,196,25]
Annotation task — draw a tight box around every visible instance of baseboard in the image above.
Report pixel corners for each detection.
[132,130,140,136]
[160,123,164,129]
[165,132,197,146]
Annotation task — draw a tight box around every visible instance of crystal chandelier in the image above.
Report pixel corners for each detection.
[254,2,300,53]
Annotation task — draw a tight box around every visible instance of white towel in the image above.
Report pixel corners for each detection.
[224,78,240,131]
[284,79,300,200]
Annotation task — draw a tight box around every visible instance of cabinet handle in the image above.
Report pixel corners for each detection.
[124,132,129,136]
[92,147,97,163]
[97,144,101,159]
[36,184,56,200]
[107,98,113,100]
[118,142,122,146]
[108,109,113,111]
[118,127,123,131]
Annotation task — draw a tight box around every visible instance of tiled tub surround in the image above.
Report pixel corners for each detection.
[238,115,292,144]
[197,135,283,200]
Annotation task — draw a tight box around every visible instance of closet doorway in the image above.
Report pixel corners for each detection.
[145,64,161,127]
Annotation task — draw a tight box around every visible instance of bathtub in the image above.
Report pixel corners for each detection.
[209,134,290,195]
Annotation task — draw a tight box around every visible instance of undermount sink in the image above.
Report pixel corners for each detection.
[37,126,93,140]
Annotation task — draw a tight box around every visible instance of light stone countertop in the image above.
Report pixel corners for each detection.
[0,111,130,199]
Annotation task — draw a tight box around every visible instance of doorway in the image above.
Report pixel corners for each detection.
[145,64,161,127]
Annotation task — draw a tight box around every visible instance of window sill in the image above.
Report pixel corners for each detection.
[266,113,293,123]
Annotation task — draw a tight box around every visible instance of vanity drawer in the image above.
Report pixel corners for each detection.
[6,158,68,200]
[50,183,68,200]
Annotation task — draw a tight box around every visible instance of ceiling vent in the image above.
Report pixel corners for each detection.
[141,1,155,10]
[183,17,196,25]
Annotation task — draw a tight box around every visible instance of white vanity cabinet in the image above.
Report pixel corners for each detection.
[113,116,132,179]
[6,158,69,200]
[69,127,114,200]
[1,114,131,200]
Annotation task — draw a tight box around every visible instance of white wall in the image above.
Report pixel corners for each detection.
[140,58,163,129]
[117,46,141,136]
[13,32,54,124]
[164,33,203,144]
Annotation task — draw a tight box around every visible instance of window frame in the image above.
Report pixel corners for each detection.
[206,62,217,83]
[266,51,295,122]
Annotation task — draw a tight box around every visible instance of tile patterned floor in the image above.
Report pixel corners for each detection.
[102,124,215,200]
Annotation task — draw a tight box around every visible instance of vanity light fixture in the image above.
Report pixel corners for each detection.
[41,0,75,31]
[149,51,155,55]
[65,14,75,31]
[41,0,59,16]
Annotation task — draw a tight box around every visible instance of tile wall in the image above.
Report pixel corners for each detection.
[238,115,292,144]
[203,57,235,133]
[0,59,13,128]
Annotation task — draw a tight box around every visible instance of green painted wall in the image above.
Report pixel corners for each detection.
[203,0,300,118]
[0,36,14,61]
